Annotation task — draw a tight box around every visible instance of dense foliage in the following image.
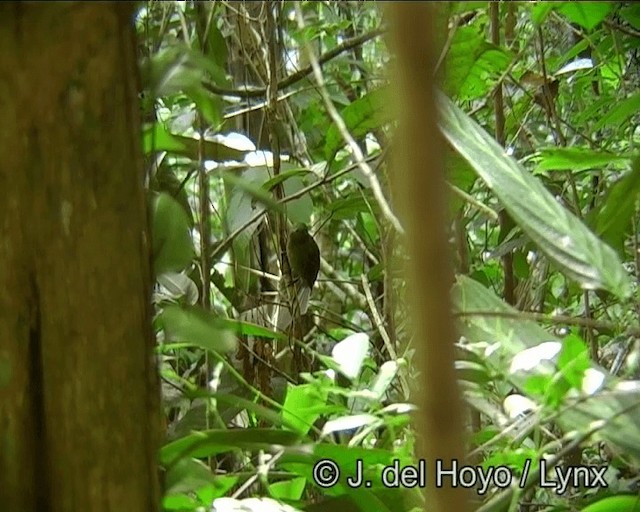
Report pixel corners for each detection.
[137,3,640,512]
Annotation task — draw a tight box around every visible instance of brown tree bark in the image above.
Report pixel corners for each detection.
[0,4,160,511]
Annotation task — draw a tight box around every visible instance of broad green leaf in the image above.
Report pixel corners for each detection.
[534,147,630,173]
[164,458,215,496]
[207,393,297,430]
[151,192,194,275]
[324,88,391,160]
[222,171,283,213]
[269,477,306,502]
[197,476,238,502]
[281,170,314,225]
[152,166,193,227]
[452,275,558,354]
[226,165,312,235]
[438,92,631,298]
[143,44,228,127]
[161,304,237,353]
[145,45,229,96]
[558,385,640,465]
[358,212,380,247]
[189,87,223,127]
[162,493,199,511]
[444,27,511,101]
[455,359,492,385]
[557,333,589,390]
[450,2,486,14]
[558,2,612,31]
[225,167,268,293]
[262,168,311,191]
[328,195,375,220]
[530,3,557,25]
[280,442,412,498]
[581,495,640,512]
[282,383,329,436]
[447,149,478,212]
[620,5,640,30]
[587,156,640,255]
[143,124,187,154]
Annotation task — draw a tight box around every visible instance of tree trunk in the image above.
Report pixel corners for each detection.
[0,4,160,511]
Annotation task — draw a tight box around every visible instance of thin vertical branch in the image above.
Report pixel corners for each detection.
[387,4,469,511]
[490,2,516,307]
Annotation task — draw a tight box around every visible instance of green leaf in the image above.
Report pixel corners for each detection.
[280,170,314,225]
[226,164,313,234]
[438,92,632,298]
[280,442,412,495]
[523,374,554,400]
[164,458,215,496]
[558,2,612,31]
[143,123,248,161]
[447,149,478,212]
[151,192,194,275]
[580,495,640,512]
[161,304,237,353]
[557,333,589,390]
[214,318,287,341]
[144,124,188,154]
[145,45,229,97]
[593,92,640,131]
[222,171,283,213]
[161,429,301,468]
[587,156,640,255]
[453,275,559,354]
[207,393,297,430]
[324,88,391,160]
[162,493,199,511]
[620,5,640,30]
[534,147,630,173]
[328,195,375,220]
[450,2,486,15]
[262,168,311,191]
[444,27,511,101]
[269,477,306,502]
[530,3,558,25]
[282,383,329,436]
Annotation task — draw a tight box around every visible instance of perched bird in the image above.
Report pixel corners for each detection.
[286,224,320,315]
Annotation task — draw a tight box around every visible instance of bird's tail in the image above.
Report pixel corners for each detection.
[296,284,311,315]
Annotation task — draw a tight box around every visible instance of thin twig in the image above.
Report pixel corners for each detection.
[210,155,380,262]
[455,309,640,336]
[361,274,410,398]
[202,28,385,99]
[294,3,404,234]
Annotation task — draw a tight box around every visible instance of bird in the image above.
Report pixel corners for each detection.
[286,223,320,315]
